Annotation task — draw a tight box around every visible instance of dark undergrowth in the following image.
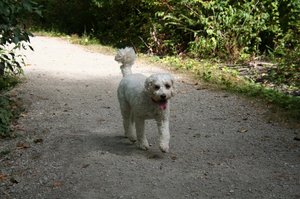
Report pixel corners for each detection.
[0,75,23,138]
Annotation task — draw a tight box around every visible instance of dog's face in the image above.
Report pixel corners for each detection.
[144,74,175,109]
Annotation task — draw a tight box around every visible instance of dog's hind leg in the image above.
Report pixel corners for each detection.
[120,102,136,142]
[135,118,150,150]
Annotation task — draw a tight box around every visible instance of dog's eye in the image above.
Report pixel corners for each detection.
[165,84,171,89]
[154,85,160,90]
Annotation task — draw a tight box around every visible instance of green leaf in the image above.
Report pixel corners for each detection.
[206,29,214,35]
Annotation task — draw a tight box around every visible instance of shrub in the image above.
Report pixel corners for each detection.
[0,0,41,76]
[0,0,40,137]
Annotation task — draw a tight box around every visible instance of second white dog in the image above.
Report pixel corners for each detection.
[115,47,175,153]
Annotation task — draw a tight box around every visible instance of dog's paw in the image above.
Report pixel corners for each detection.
[127,135,137,143]
[125,132,137,142]
[136,140,150,151]
[159,143,169,153]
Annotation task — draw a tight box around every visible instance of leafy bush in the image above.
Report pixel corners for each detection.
[270,0,300,88]
[153,0,283,61]
[1,0,40,137]
[0,0,41,76]
[33,0,298,59]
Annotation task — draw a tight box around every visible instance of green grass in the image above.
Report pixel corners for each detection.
[0,75,22,138]
[0,93,24,138]
[32,29,68,37]
[155,56,300,119]
[0,75,20,91]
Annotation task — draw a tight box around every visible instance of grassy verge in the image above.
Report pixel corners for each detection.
[0,75,22,138]
[156,56,300,119]
[32,30,300,120]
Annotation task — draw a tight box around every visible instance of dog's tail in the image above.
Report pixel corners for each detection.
[115,47,136,77]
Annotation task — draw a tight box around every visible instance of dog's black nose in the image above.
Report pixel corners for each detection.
[160,94,166,99]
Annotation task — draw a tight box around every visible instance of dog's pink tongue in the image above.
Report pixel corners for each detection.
[159,102,167,110]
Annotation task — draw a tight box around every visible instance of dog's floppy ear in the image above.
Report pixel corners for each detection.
[144,76,154,92]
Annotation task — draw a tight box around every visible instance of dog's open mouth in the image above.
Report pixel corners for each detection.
[152,98,168,110]
[158,101,168,110]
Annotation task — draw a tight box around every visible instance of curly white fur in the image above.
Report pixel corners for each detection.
[115,47,136,76]
[115,47,175,153]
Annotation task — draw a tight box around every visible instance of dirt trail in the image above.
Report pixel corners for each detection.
[1,37,299,199]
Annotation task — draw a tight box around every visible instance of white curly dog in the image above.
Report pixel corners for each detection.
[115,47,175,153]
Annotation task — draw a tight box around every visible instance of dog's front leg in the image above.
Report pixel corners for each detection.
[157,119,170,153]
[135,118,149,150]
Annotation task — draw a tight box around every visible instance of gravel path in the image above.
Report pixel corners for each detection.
[1,36,299,199]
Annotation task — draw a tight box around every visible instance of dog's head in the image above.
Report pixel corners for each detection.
[144,73,175,110]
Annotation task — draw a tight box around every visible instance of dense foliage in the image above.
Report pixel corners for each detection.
[0,0,41,77]
[34,1,298,57]
[1,0,40,136]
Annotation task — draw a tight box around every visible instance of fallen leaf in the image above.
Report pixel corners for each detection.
[238,128,248,133]
[16,142,30,149]
[0,174,8,181]
[53,181,63,188]
[12,124,25,131]
[98,118,106,123]
[171,155,177,160]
